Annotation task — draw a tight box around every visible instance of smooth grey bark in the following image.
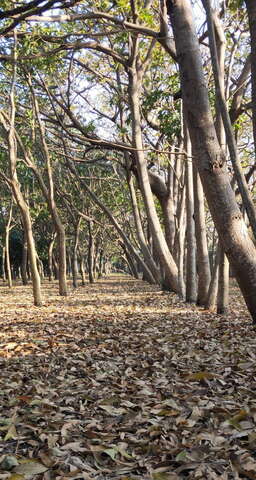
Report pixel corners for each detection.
[205,243,220,311]
[127,172,161,284]
[128,50,179,292]
[203,0,256,240]
[87,220,95,284]
[184,121,197,302]
[217,246,229,314]
[48,233,56,281]
[0,49,42,306]
[21,226,28,285]
[193,165,211,305]
[27,77,68,296]
[79,254,86,285]
[2,247,6,282]
[147,169,176,252]
[72,218,81,288]
[5,203,13,288]
[167,0,256,322]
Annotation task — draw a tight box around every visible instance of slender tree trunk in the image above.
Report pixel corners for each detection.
[5,204,13,288]
[245,0,256,174]
[128,64,179,293]
[52,253,59,280]
[12,184,42,305]
[67,161,156,284]
[21,227,28,285]
[184,121,197,302]
[127,173,161,284]
[2,247,6,282]
[217,246,229,314]
[48,233,56,281]
[193,165,211,305]
[177,184,186,297]
[27,78,68,296]
[167,0,256,321]
[205,242,220,311]
[79,254,86,285]
[87,221,95,284]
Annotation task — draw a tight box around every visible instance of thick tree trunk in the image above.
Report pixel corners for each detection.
[203,0,256,240]
[167,0,256,321]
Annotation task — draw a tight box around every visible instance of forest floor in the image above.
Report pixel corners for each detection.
[0,275,256,480]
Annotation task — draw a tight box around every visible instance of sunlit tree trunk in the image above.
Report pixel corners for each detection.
[128,48,179,293]
[167,0,256,321]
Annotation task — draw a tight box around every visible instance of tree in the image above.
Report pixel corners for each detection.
[167,0,256,321]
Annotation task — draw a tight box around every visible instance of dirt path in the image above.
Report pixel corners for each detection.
[0,275,255,479]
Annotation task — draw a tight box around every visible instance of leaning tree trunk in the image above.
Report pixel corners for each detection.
[128,63,179,293]
[167,0,256,321]
[127,172,161,284]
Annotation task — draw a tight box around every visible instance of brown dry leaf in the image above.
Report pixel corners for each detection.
[0,275,255,479]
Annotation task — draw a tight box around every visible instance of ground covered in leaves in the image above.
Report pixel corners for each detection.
[0,275,256,480]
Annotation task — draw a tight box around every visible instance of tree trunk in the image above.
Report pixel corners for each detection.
[127,172,161,284]
[184,121,197,302]
[79,254,86,285]
[21,227,28,285]
[87,221,95,284]
[245,0,256,168]
[203,0,256,240]
[2,247,6,282]
[217,246,229,314]
[167,0,256,322]
[12,182,42,305]
[72,218,81,288]
[48,233,56,281]
[5,204,13,288]
[193,165,211,305]
[128,63,179,293]
[205,242,220,311]
[67,161,156,284]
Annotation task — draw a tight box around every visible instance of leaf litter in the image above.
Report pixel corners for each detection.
[0,275,256,479]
